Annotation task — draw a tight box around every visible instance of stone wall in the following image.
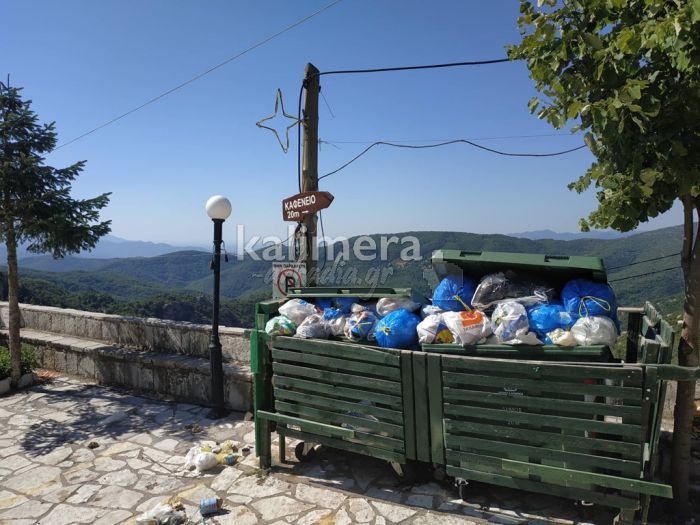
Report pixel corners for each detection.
[0,302,253,411]
[0,302,251,362]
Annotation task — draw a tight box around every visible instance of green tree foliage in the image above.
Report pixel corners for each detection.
[509,0,699,516]
[0,82,110,384]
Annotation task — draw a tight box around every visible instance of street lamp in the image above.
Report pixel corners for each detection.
[205,195,232,419]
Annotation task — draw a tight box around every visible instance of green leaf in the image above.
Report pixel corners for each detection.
[640,168,657,185]
[582,32,604,49]
[692,0,700,23]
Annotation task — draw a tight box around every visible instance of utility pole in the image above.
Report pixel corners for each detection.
[301,63,320,285]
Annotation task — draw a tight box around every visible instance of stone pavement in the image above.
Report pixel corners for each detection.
[0,374,673,525]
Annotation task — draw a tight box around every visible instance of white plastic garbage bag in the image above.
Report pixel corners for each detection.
[278,299,317,326]
[376,297,420,317]
[416,314,454,344]
[421,304,445,318]
[136,502,186,525]
[184,446,219,473]
[295,314,332,339]
[491,301,530,343]
[570,316,618,347]
[443,310,492,346]
[547,328,577,347]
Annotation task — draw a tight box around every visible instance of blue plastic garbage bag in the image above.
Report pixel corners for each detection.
[561,279,617,319]
[334,297,359,314]
[432,275,477,311]
[527,302,574,338]
[315,298,333,311]
[345,310,379,341]
[374,309,421,349]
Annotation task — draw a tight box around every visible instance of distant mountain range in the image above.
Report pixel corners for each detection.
[509,229,634,241]
[5,235,204,261]
[7,224,685,328]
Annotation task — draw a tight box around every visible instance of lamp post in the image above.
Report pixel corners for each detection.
[205,195,232,419]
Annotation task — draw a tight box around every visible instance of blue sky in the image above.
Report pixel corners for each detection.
[3,0,682,246]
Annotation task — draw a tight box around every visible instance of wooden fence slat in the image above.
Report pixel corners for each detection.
[273,375,402,408]
[273,362,401,395]
[271,348,401,380]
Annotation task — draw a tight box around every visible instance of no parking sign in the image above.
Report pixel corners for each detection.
[272,262,307,298]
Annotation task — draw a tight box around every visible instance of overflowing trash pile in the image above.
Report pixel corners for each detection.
[265,272,619,351]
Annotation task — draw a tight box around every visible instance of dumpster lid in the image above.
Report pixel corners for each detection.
[431,250,608,285]
[286,286,420,301]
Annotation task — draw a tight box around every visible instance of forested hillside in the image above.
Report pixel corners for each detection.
[9,224,683,327]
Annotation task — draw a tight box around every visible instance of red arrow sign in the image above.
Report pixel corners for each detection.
[282,191,334,221]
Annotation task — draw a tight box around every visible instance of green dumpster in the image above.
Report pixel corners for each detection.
[251,251,699,524]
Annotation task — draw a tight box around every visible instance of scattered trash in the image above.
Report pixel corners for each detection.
[184,422,202,433]
[135,502,186,525]
[199,497,223,516]
[87,441,99,449]
[184,441,242,472]
[241,446,252,457]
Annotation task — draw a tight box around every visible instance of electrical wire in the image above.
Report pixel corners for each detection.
[318,209,327,275]
[608,266,681,283]
[316,58,511,77]
[607,252,680,271]
[320,133,575,145]
[56,0,344,150]
[320,90,336,118]
[318,140,587,181]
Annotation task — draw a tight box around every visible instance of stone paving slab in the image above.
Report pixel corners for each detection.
[0,374,685,525]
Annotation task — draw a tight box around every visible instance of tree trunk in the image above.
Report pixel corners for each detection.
[5,222,21,386]
[671,196,700,518]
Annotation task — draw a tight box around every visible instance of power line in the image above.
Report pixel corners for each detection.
[320,90,336,118]
[319,133,575,145]
[607,252,680,271]
[316,58,511,77]
[297,56,514,194]
[608,266,681,283]
[318,140,587,181]
[55,0,344,150]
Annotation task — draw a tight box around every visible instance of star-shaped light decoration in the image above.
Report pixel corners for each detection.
[256,88,302,154]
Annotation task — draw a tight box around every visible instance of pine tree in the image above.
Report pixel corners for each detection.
[0,82,110,384]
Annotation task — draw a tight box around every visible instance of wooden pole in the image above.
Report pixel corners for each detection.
[301,63,320,285]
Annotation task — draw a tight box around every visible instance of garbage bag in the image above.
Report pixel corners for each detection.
[376,297,421,317]
[526,302,574,338]
[322,308,347,336]
[491,301,530,343]
[421,304,445,318]
[278,298,317,325]
[546,328,577,347]
[314,298,333,311]
[345,309,379,341]
[334,297,359,314]
[570,316,618,347]
[417,313,454,344]
[136,502,186,525]
[264,315,296,336]
[432,275,477,311]
[443,310,492,346]
[503,331,543,346]
[561,279,617,319]
[374,309,421,349]
[471,272,554,310]
[295,314,331,339]
[184,446,219,473]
